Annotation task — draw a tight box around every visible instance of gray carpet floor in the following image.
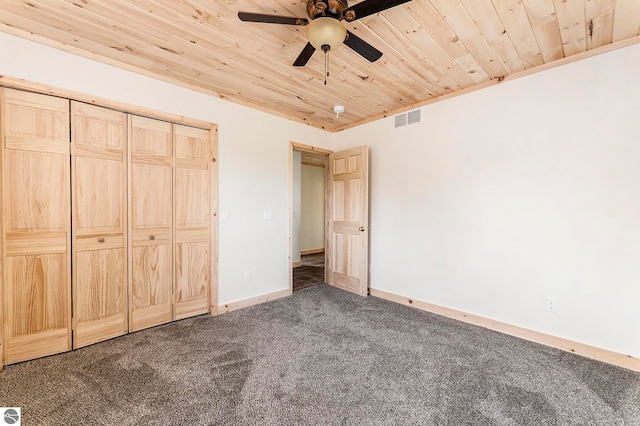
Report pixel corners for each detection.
[0,284,638,425]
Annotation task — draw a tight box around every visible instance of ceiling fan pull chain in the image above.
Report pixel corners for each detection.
[324,50,329,85]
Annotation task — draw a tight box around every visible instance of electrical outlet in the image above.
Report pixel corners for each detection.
[545,297,557,313]
[244,271,251,282]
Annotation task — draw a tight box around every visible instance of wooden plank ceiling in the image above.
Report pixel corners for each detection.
[1,0,638,131]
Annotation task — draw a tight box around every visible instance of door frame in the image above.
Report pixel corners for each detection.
[288,142,332,294]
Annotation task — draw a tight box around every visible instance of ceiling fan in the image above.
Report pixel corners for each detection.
[238,0,412,82]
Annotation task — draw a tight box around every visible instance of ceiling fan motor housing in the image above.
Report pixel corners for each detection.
[307,0,349,19]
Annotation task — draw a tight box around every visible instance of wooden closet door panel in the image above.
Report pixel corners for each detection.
[174,238,208,320]
[130,237,172,329]
[73,103,126,153]
[174,168,208,228]
[74,157,124,233]
[173,125,210,320]
[129,115,173,331]
[131,164,172,228]
[3,89,69,154]
[130,116,172,160]
[71,102,128,348]
[73,246,126,347]
[4,150,69,232]
[5,252,69,363]
[2,88,71,365]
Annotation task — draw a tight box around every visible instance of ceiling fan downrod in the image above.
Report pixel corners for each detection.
[307,0,348,20]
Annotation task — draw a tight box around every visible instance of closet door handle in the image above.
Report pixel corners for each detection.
[97,237,105,243]
[149,235,156,240]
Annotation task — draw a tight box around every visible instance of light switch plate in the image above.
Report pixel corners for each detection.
[221,209,229,221]
[263,210,273,220]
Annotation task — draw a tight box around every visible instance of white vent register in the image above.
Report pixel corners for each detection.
[394,108,422,128]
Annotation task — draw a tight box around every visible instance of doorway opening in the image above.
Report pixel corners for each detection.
[289,142,331,292]
[293,251,325,291]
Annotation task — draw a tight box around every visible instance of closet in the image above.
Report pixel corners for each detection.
[0,87,216,367]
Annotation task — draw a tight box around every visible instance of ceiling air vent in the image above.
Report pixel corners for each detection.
[394,108,422,128]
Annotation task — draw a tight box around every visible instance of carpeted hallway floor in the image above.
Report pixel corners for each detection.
[293,252,325,291]
[0,284,638,425]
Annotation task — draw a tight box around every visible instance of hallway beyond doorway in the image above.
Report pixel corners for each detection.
[293,253,325,291]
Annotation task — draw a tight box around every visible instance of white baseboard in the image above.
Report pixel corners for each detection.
[218,289,291,314]
[370,288,640,373]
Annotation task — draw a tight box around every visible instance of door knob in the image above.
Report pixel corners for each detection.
[359,226,366,232]
[149,235,156,240]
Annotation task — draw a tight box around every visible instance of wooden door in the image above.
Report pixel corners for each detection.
[326,146,369,296]
[71,102,128,348]
[1,88,71,364]
[173,125,210,320]
[129,115,173,332]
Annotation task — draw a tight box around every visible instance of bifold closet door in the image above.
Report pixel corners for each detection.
[1,88,71,364]
[71,102,128,348]
[129,115,173,332]
[173,125,210,319]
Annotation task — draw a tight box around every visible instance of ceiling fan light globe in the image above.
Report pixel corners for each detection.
[306,17,346,51]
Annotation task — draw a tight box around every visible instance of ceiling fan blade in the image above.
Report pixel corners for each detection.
[344,31,383,63]
[293,42,316,67]
[238,12,308,26]
[343,0,412,21]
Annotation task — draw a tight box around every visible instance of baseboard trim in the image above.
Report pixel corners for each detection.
[301,248,325,255]
[292,261,302,268]
[370,288,640,373]
[219,289,291,314]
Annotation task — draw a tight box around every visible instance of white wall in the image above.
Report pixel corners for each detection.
[300,165,325,251]
[0,32,332,305]
[333,43,640,357]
